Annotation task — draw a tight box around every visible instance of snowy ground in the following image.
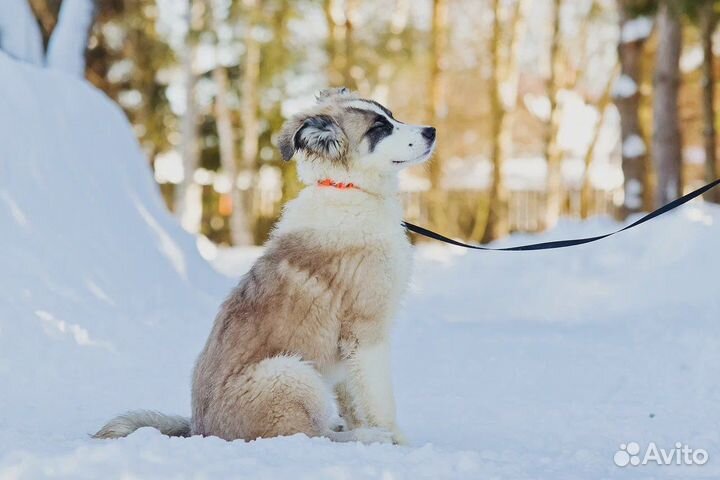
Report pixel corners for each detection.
[4,206,720,480]
[2,50,720,479]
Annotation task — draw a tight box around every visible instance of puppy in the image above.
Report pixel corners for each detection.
[94,88,436,444]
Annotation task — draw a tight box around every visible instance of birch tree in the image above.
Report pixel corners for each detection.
[615,1,653,217]
[207,0,253,245]
[652,1,683,206]
[241,0,261,173]
[45,0,96,77]
[235,0,263,244]
[176,1,201,232]
[471,0,525,241]
[543,0,564,230]
[581,65,619,218]
[324,0,358,89]
[699,0,719,202]
[324,0,342,86]
[372,0,410,103]
[427,0,448,232]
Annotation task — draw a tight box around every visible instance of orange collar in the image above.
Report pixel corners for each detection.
[317,179,361,190]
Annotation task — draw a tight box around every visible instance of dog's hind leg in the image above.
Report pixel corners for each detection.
[209,355,335,441]
[207,355,394,444]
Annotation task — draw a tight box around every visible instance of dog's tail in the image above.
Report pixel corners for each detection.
[92,410,191,439]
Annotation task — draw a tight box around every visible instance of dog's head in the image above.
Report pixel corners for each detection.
[278,88,436,191]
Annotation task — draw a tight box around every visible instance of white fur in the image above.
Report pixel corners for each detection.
[276,187,405,246]
[294,99,435,196]
[93,410,190,439]
[348,341,398,431]
[276,150,416,444]
[345,99,435,171]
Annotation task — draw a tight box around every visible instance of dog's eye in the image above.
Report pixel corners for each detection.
[369,119,390,131]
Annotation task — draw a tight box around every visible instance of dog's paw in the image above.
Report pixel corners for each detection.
[329,416,347,432]
[352,427,394,445]
[391,428,408,446]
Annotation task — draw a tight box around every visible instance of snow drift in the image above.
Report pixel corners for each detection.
[0,50,225,447]
[2,50,720,479]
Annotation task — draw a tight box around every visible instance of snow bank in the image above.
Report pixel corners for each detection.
[0,50,225,449]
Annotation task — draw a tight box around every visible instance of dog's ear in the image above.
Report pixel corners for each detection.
[278,114,347,162]
[278,118,299,161]
[316,87,351,103]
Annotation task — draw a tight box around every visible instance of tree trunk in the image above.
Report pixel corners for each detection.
[238,0,262,243]
[543,0,563,230]
[176,1,201,233]
[0,0,44,65]
[206,0,253,245]
[471,0,514,242]
[581,65,619,218]
[652,2,683,207]
[500,0,526,111]
[269,3,302,206]
[565,0,598,92]
[701,1,719,203]
[372,0,410,103]
[323,0,357,89]
[213,65,253,245]
[427,0,448,232]
[344,0,361,91]
[45,0,96,77]
[323,0,341,86]
[241,0,261,173]
[615,3,651,218]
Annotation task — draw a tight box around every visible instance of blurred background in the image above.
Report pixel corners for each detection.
[6,0,720,245]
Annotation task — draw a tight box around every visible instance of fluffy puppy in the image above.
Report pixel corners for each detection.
[94,88,436,444]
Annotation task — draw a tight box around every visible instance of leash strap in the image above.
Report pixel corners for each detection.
[402,179,720,251]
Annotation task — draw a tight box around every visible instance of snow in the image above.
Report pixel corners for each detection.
[523,92,551,121]
[624,178,644,209]
[399,170,432,192]
[0,0,44,66]
[439,155,623,192]
[681,45,704,73]
[613,74,638,98]
[212,172,233,194]
[622,134,647,158]
[621,16,653,44]
[0,48,223,469]
[556,90,602,156]
[45,0,96,77]
[153,150,185,184]
[257,165,283,191]
[3,51,720,479]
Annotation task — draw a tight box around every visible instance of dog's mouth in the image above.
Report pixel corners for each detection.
[392,146,435,165]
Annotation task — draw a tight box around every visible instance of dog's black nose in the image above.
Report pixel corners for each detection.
[422,127,436,143]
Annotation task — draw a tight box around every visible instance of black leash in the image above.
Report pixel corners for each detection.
[402,179,720,251]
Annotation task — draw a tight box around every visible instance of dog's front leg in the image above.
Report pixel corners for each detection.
[344,339,405,444]
[335,381,361,430]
